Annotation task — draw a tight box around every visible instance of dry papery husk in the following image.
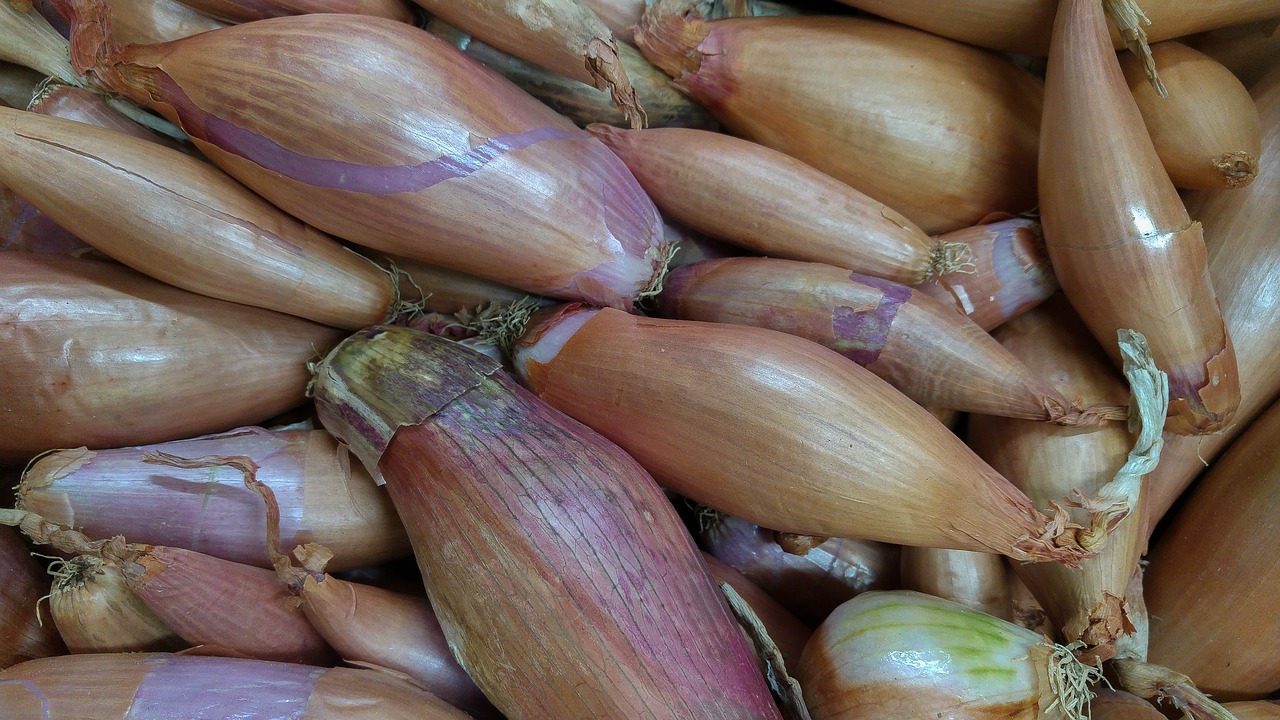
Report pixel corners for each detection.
[1185,18,1280,90]
[900,546,1012,621]
[797,591,1108,720]
[513,305,1118,565]
[1144,66,1280,535]
[1,0,78,84]
[823,0,1280,57]
[657,256,1124,424]
[590,125,948,284]
[17,427,410,571]
[1040,0,1239,436]
[1120,41,1262,190]
[914,214,1059,332]
[1145,395,1280,701]
[429,19,716,130]
[0,525,65,669]
[104,0,227,44]
[633,10,1042,235]
[46,554,187,654]
[0,107,398,330]
[1110,659,1247,720]
[227,452,500,718]
[177,0,412,24]
[703,552,811,672]
[411,0,644,126]
[0,253,342,465]
[697,511,900,628]
[0,653,470,719]
[969,295,1161,663]
[57,3,668,309]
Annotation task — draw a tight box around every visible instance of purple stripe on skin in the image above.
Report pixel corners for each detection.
[832,273,912,366]
[0,679,51,720]
[127,655,324,719]
[990,218,1056,320]
[152,74,589,195]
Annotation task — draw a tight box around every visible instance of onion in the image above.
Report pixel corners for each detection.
[0,253,342,465]
[46,555,187,654]
[58,6,668,309]
[429,19,716,130]
[633,12,1042,235]
[97,0,227,44]
[0,653,469,719]
[914,215,1059,332]
[1145,65,1280,533]
[1185,19,1280,90]
[311,326,780,718]
[899,547,1012,621]
[822,0,1280,56]
[0,525,65,668]
[407,0,644,127]
[1040,0,1239,435]
[511,305,1107,565]
[698,512,900,627]
[1120,41,1262,189]
[589,125,943,284]
[1225,702,1280,719]
[174,0,412,24]
[0,107,400,330]
[1145,394,1280,700]
[659,256,1120,423]
[587,0,801,45]
[1092,690,1165,718]
[17,427,409,571]
[797,590,1106,720]
[968,295,1152,662]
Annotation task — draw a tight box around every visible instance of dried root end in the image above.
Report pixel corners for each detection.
[1037,641,1110,720]
[634,3,713,81]
[922,240,977,282]
[1104,0,1167,98]
[1014,503,1093,569]
[455,296,543,357]
[584,36,647,130]
[1112,659,1241,720]
[1214,151,1258,188]
[634,241,678,313]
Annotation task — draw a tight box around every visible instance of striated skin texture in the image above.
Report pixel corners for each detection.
[1040,0,1239,435]
[1145,398,1280,701]
[0,253,341,465]
[0,654,470,719]
[102,0,228,44]
[635,15,1043,235]
[176,0,412,24]
[312,327,779,719]
[63,11,665,308]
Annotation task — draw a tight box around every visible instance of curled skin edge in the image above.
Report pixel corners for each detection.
[584,36,647,130]
[1111,659,1241,720]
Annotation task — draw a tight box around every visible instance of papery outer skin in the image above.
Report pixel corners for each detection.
[128,546,339,665]
[177,0,412,24]
[0,253,342,465]
[311,326,781,718]
[18,427,410,571]
[103,0,227,44]
[701,552,812,670]
[824,0,1280,56]
[1145,66,1280,536]
[797,590,1056,720]
[635,15,1042,235]
[591,125,932,282]
[1039,0,1239,435]
[512,305,1078,562]
[0,526,66,668]
[659,256,1080,420]
[297,575,500,718]
[437,25,716,130]
[364,250,543,315]
[0,653,472,719]
[71,13,664,308]
[968,296,1144,657]
[900,546,1013,621]
[915,216,1059,332]
[1145,397,1280,700]
[1120,42,1262,190]
[698,513,900,627]
[50,557,189,654]
[0,107,395,330]
[1091,690,1167,718]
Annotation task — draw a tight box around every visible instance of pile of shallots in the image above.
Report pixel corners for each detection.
[1,0,1278,718]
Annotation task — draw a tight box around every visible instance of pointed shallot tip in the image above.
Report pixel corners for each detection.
[1049,403,1132,427]
[584,36,648,130]
[1111,659,1242,720]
